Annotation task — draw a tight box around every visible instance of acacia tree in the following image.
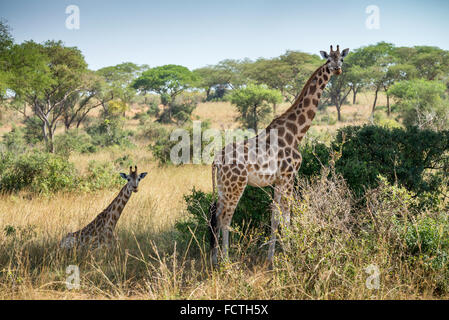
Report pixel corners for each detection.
[325,72,352,122]
[132,64,198,123]
[7,40,88,152]
[61,71,105,130]
[193,65,235,101]
[228,84,282,132]
[278,51,322,102]
[95,62,143,117]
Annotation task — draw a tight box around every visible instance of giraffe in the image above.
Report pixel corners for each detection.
[60,166,148,249]
[209,45,350,265]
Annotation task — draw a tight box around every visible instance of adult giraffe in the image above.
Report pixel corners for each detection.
[209,45,349,265]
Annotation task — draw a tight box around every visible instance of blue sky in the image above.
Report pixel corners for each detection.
[1,0,448,70]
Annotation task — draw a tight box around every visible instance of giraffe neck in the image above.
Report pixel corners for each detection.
[267,63,332,146]
[102,183,132,229]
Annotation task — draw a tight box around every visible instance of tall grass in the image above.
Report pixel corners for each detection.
[0,163,447,299]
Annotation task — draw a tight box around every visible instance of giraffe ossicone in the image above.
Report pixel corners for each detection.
[60,166,148,250]
[209,45,350,266]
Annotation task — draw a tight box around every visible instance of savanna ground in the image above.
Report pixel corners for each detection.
[0,93,444,300]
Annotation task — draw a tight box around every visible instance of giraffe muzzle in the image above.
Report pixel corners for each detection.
[334,68,342,75]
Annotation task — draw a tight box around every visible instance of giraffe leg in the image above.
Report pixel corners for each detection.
[267,177,294,264]
[213,167,247,265]
[219,191,245,262]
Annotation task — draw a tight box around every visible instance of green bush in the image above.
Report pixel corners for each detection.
[2,125,27,153]
[138,121,169,142]
[0,151,78,193]
[24,116,44,144]
[54,129,96,158]
[298,125,449,202]
[79,160,123,191]
[86,118,135,148]
[176,186,272,247]
[149,121,212,165]
[388,79,449,130]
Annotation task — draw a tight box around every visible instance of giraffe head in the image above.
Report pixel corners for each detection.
[320,45,349,75]
[120,166,148,193]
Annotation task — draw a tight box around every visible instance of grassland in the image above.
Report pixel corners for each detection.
[3,93,439,300]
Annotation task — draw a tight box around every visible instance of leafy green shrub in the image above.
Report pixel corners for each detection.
[176,186,272,247]
[79,160,123,191]
[149,121,213,165]
[138,121,169,142]
[86,118,135,148]
[0,151,78,193]
[317,113,337,125]
[298,125,449,202]
[158,99,197,125]
[24,116,44,144]
[388,79,449,130]
[54,129,96,158]
[2,126,27,153]
[373,112,403,129]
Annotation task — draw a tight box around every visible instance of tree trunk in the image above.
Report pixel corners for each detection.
[48,129,55,153]
[336,100,342,122]
[372,87,379,116]
[352,87,358,105]
[273,102,277,116]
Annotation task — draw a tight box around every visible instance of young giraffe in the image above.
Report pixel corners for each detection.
[60,166,148,249]
[210,45,350,265]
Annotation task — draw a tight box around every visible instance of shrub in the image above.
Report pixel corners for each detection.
[0,151,78,194]
[176,186,272,247]
[2,125,27,153]
[86,118,135,148]
[388,79,449,130]
[23,116,44,144]
[79,160,123,191]
[298,125,449,202]
[138,121,169,142]
[54,129,96,158]
[149,121,213,165]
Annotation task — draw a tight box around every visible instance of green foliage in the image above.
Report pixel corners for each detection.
[147,127,174,165]
[54,129,96,158]
[149,121,212,165]
[159,98,197,125]
[7,40,88,152]
[176,186,272,246]
[24,116,44,144]
[79,160,123,191]
[86,118,135,148]
[107,99,129,116]
[299,125,449,202]
[0,151,78,194]
[138,121,169,142]
[388,79,448,130]
[228,84,282,131]
[132,64,197,100]
[2,125,27,153]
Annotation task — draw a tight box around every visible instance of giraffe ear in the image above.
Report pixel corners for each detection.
[120,173,128,180]
[320,51,329,60]
[341,48,350,58]
[139,172,148,179]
